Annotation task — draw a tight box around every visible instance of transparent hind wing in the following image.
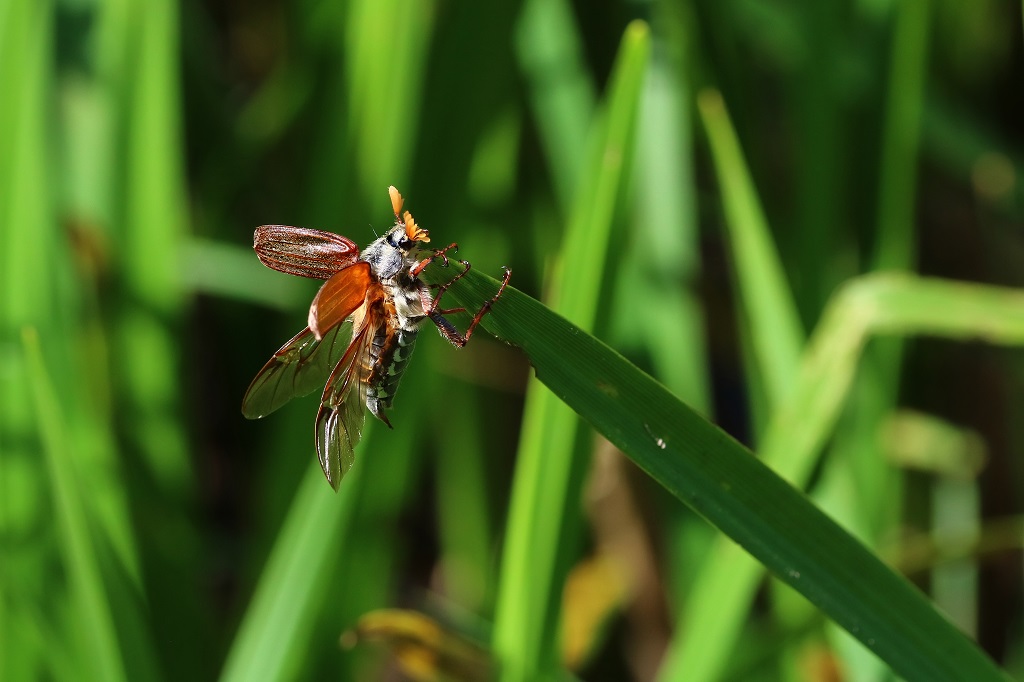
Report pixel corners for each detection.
[314,319,375,490]
[241,321,352,419]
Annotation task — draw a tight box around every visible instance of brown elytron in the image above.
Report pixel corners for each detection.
[242,186,511,489]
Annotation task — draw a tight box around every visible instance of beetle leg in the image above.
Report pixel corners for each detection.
[425,260,474,314]
[411,242,460,277]
[427,266,511,348]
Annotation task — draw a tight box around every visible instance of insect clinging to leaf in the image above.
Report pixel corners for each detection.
[242,186,511,490]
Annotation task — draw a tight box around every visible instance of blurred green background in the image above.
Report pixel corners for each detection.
[2,0,1023,680]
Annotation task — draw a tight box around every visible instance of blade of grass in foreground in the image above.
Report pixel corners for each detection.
[440,269,1013,682]
[490,21,649,681]
[220,455,365,682]
[660,88,808,681]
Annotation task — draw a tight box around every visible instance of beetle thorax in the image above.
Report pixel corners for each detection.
[360,225,428,333]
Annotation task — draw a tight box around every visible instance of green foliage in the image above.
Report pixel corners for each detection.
[3,1,1023,681]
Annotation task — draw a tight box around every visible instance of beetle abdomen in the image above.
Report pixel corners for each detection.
[366,327,418,424]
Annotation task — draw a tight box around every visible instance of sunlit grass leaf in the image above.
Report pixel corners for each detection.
[220,460,364,682]
[22,328,128,682]
[697,89,804,408]
[439,268,1012,682]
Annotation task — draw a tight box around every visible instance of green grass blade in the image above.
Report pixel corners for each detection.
[628,25,710,412]
[22,328,127,682]
[344,0,433,197]
[116,0,190,489]
[697,89,804,407]
[442,269,1013,682]
[514,0,596,207]
[1,2,58,678]
[661,270,1024,680]
[181,238,310,312]
[0,0,52,327]
[662,88,809,681]
[432,377,500,610]
[873,0,930,271]
[668,3,933,672]
[790,3,846,321]
[823,4,931,675]
[491,21,650,681]
[848,274,1024,339]
[219,458,365,682]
